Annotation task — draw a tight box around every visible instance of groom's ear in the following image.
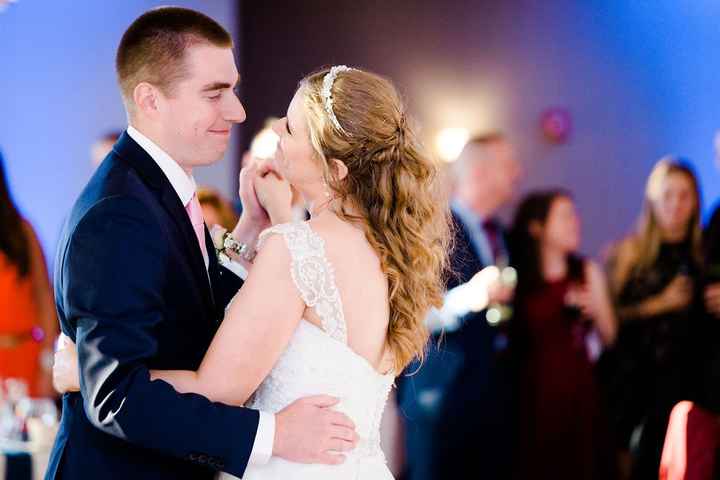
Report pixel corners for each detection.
[330,159,349,181]
[133,82,160,117]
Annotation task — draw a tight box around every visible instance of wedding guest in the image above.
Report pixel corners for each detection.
[687,133,720,418]
[0,150,57,397]
[509,189,617,480]
[606,157,704,480]
[700,130,720,325]
[703,205,720,320]
[397,132,522,480]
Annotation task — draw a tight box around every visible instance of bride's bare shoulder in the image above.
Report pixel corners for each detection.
[307,214,364,243]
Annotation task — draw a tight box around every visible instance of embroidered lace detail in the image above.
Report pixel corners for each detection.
[258,222,347,344]
[231,221,396,479]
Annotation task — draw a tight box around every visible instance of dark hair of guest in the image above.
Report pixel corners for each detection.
[509,189,584,294]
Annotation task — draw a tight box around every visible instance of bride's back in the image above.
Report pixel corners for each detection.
[237,66,449,479]
[238,217,397,480]
[305,214,393,374]
[270,66,449,378]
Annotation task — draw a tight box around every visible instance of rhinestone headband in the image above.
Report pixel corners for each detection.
[320,65,355,133]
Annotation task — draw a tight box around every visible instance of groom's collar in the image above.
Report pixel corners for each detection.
[126,125,197,207]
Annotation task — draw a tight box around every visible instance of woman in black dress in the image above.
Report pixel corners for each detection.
[606,157,704,479]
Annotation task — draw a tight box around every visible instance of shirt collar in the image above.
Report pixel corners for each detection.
[126,125,196,207]
[451,197,485,227]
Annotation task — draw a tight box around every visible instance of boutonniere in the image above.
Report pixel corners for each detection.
[210,225,231,263]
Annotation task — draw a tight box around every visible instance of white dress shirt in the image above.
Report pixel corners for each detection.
[126,126,275,466]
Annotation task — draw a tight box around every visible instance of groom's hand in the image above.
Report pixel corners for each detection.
[273,395,358,464]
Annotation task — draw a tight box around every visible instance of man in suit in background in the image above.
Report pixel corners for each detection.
[397,132,522,480]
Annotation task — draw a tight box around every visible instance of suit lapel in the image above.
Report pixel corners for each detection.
[113,132,216,315]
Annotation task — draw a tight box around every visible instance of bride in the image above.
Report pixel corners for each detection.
[55,65,450,479]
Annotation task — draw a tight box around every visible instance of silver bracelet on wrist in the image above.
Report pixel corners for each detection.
[222,232,256,262]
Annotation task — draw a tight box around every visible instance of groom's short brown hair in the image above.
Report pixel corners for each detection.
[116,7,232,110]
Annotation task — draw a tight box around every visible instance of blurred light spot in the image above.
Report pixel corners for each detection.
[501,266,518,287]
[250,127,279,159]
[435,127,469,162]
[486,307,502,325]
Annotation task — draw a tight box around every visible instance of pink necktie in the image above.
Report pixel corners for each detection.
[186,193,208,266]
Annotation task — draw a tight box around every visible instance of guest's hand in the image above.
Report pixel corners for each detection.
[274,395,358,464]
[705,282,720,317]
[255,171,292,225]
[567,264,606,320]
[567,286,596,318]
[565,262,618,345]
[487,278,514,305]
[655,275,693,314]
[53,333,80,394]
[462,266,512,312]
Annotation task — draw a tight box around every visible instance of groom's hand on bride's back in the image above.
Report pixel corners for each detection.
[274,395,358,464]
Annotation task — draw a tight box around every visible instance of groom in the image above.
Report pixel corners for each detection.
[46,7,355,479]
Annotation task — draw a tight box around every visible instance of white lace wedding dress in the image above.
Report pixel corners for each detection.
[220,222,395,480]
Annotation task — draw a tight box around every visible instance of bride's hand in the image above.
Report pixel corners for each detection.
[238,160,271,231]
[255,171,293,225]
[53,333,81,394]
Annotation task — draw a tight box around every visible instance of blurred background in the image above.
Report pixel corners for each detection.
[3,0,720,260]
[4,1,720,479]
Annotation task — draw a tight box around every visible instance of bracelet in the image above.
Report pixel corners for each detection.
[221,232,256,262]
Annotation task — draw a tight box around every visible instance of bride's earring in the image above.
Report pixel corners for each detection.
[323,180,331,198]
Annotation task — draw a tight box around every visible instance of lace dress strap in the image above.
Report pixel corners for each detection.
[258,222,347,344]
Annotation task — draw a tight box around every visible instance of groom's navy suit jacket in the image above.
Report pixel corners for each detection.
[46,133,257,479]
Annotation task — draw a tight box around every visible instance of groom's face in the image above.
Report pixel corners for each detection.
[158,43,245,169]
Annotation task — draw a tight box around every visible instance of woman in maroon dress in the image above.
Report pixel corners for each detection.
[509,190,617,480]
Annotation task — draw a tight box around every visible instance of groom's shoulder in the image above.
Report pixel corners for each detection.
[88,150,154,200]
[66,154,159,237]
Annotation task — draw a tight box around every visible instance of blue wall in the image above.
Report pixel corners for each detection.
[599,1,720,218]
[487,0,720,245]
[0,0,239,264]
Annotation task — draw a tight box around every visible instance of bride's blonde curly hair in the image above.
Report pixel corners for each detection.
[299,67,451,372]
